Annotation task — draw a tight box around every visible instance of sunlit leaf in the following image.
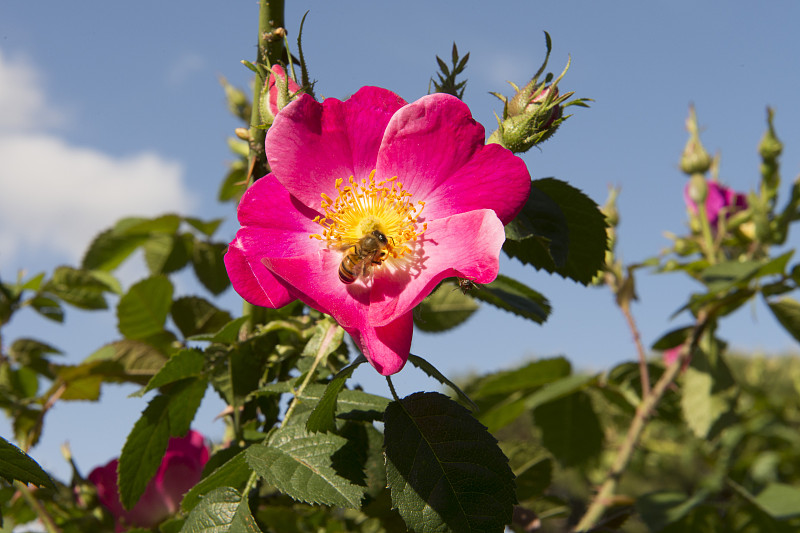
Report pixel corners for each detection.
[117,276,174,340]
[246,425,366,508]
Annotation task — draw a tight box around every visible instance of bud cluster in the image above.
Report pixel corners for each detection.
[487,32,590,153]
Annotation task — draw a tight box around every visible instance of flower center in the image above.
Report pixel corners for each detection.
[310,170,426,264]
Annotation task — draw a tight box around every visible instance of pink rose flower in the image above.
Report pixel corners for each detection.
[225,87,530,375]
[88,430,209,531]
[684,180,747,226]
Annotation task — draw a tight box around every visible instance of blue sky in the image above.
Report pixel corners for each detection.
[2,1,800,481]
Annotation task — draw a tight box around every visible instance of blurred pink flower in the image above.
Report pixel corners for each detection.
[684,180,747,226]
[226,87,530,375]
[88,430,209,531]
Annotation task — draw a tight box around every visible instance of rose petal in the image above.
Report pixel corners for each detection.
[266,87,407,209]
[224,244,295,308]
[345,311,413,375]
[376,93,530,224]
[368,208,505,325]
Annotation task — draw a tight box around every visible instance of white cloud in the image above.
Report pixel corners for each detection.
[0,49,65,132]
[0,49,194,267]
[0,135,193,263]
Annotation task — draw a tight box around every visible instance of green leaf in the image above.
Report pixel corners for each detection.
[533,390,604,467]
[515,456,552,501]
[504,178,608,285]
[637,490,708,532]
[407,354,478,411]
[218,162,247,203]
[524,373,596,410]
[85,339,169,381]
[192,241,231,295]
[29,295,64,322]
[117,276,174,340]
[144,348,205,394]
[118,395,172,509]
[753,483,800,519]
[473,357,571,398]
[119,214,182,235]
[81,228,149,271]
[245,424,366,508]
[182,451,251,512]
[384,392,516,533]
[185,217,223,237]
[301,384,390,431]
[180,487,251,533]
[414,282,479,332]
[118,378,207,509]
[306,358,367,433]
[44,266,114,309]
[767,297,800,343]
[144,233,191,275]
[473,274,551,324]
[187,315,250,344]
[681,346,737,439]
[9,338,61,365]
[171,296,232,339]
[0,436,55,489]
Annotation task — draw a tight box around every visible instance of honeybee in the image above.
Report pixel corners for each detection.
[338,230,390,284]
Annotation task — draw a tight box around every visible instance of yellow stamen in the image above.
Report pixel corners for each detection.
[309,170,426,264]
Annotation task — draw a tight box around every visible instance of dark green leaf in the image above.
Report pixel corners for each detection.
[218,163,247,203]
[116,276,174,340]
[81,228,149,271]
[182,451,251,512]
[636,490,708,532]
[651,326,693,351]
[86,339,169,381]
[504,178,608,285]
[474,274,551,324]
[0,436,55,489]
[118,395,172,509]
[384,392,515,533]
[414,282,479,332]
[118,378,206,509]
[144,233,191,275]
[515,457,552,501]
[767,298,800,343]
[187,315,249,344]
[180,487,246,533]
[9,339,61,365]
[192,241,231,295]
[171,296,232,339]
[29,295,64,323]
[306,358,367,433]
[44,266,114,309]
[533,391,604,467]
[245,425,366,508]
